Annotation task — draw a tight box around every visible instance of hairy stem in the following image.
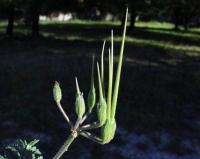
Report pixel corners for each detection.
[56,102,73,128]
[80,110,92,124]
[79,121,102,131]
[53,134,76,159]
[80,131,103,145]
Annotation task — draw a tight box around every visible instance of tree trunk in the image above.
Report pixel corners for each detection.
[31,11,39,37]
[129,9,136,30]
[31,1,40,37]
[184,20,189,31]
[174,17,179,31]
[6,4,15,36]
[172,3,181,31]
[121,11,126,32]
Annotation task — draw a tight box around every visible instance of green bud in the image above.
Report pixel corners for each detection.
[75,93,85,119]
[97,98,107,126]
[53,81,62,103]
[87,87,96,112]
[101,119,116,144]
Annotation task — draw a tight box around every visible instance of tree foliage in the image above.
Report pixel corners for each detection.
[0,0,199,36]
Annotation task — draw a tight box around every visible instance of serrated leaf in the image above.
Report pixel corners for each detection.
[28,139,39,147]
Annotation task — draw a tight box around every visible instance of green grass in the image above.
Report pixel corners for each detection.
[136,21,174,29]
[40,19,121,26]
[41,20,200,56]
[0,21,7,33]
[1,20,200,57]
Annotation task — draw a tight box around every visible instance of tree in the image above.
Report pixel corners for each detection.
[6,3,15,35]
[128,0,149,30]
[29,0,40,37]
[28,0,72,37]
[0,0,27,36]
[0,0,15,36]
[146,0,200,31]
[112,0,149,31]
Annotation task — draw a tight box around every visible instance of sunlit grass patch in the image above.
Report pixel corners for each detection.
[125,56,159,66]
[0,21,7,33]
[136,21,174,29]
[0,20,7,26]
[191,27,200,33]
[1,19,200,57]
[40,19,121,27]
[113,35,200,56]
[144,28,200,41]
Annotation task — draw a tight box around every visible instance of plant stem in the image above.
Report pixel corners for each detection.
[80,110,92,124]
[57,102,73,128]
[80,131,103,145]
[79,121,102,131]
[53,134,76,159]
[74,117,81,130]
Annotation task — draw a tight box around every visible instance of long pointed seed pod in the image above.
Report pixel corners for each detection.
[87,56,96,112]
[96,62,107,126]
[111,8,128,121]
[53,81,62,104]
[107,30,114,121]
[75,78,85,119]
[101,40,106,97]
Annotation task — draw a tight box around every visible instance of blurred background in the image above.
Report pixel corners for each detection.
[0,0,200,158]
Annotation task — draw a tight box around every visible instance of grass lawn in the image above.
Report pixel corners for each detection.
[0,20,200,158]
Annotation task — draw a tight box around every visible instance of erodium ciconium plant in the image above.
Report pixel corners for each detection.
[52,8,128,159]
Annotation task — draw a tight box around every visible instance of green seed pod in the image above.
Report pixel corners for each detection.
[101,119,116,144]
[53,81,62,103]
[109,119,116,141]
[97,98,107,126]
[75,77,85,119]
[75,93,85,119]
[87,87,96,112]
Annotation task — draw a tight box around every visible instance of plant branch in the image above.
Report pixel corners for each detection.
[56,102,73,128]
[53,134,76,159]
[79,121,102,131]
[79,110,92,124]
[80,131,103,145]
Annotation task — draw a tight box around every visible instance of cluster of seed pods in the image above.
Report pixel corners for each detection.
[52,8,128,159]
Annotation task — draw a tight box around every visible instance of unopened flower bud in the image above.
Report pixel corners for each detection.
[53,81,62,103]
[75,93,85,119]
[97,98,107,126]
